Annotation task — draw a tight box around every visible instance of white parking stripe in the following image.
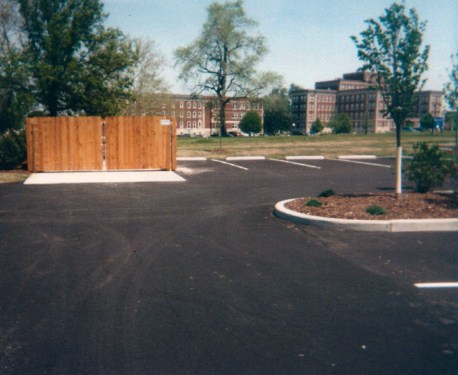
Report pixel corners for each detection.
[285,156,325,160]
[226,156,265,161]
[211,159,249,170]
[270,158,322,170]
[415,282,458,289]
[337,159,391,168]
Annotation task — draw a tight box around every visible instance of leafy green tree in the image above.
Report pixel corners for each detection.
[446,112,457,130]
[420,112,435,132]
[328,113,352,134]
[263,87,291,134]
[445,51,458,150]
[0,129,27,168]
[16,0,138,116]
[351,2,429,194]
[310,118,324,134]
[0,0,33,132]
[175,0,281,136]
[239,111,262,134]
[288,83,304,96]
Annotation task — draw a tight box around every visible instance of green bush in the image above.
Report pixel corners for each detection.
[328,113,352,134]
[318,189,336,197]
[311,118,324,134]
[239,111,262,134]
[0,130,27,168]
[406,142,457,193]
[305,199,322,207]
[366,205,385,216]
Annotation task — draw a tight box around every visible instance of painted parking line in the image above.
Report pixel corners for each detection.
[226,156,265,161]
[414,282,458,289]
[338,155,377,160]
[211,159,249,170]
[286,156,325,161]
[336,159,392,168]
[270,158,322,170]
[177,157,207,161]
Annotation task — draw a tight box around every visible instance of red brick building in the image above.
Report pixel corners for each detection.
[125,94,263,137]
[291,72,443,134]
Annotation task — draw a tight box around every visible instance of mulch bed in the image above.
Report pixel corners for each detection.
[285,192,458,220]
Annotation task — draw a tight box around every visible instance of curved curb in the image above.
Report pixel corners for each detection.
[274,199,458,232]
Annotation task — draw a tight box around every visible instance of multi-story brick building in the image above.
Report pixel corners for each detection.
[125,94,263,137]
[291,72,443,134]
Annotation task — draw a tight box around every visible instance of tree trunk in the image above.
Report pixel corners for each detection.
[219,99,227,136]
[395,124,402,195]
[396,146,402,195]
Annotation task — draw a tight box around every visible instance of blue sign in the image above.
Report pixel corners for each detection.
[434,117,443,129]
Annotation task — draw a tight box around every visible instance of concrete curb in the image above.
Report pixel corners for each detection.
[274,198,458,232]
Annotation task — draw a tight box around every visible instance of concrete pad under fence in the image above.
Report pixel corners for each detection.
[24,171,185,185]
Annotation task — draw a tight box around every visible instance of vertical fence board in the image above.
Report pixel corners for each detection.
[105,116,176,170]
[26,117,102,172]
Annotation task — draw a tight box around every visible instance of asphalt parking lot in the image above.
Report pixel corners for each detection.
[1,158,457,374]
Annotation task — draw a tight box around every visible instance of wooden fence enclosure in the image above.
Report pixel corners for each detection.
[26,116,176,172]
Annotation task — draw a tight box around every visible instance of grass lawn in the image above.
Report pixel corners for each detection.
[177,131,457,159]
[0,171,29,184]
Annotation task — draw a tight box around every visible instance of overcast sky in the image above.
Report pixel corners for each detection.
[103,0,458,93]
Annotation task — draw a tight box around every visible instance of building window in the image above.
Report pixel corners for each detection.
[187,121,191,129]
[198,120,202,128]
[180,101,184,109]
[193,111,197,118]
[179,121,184,129]
[187,102,191,109]
[192,121,197,128]
[233,103,238,110]
[193,102,197,109]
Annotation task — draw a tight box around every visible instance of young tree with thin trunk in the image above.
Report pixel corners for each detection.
[351,2,429,194]
[445,51,458,150]
[174,0,281,136]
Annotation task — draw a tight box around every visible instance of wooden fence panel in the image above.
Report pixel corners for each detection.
[105,116,176,171]
[26,117,102,172]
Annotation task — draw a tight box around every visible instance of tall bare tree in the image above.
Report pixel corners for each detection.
[175,0,281,135]
[124,38,171,116]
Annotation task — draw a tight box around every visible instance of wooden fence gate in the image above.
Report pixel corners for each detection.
[26,116,176,172]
